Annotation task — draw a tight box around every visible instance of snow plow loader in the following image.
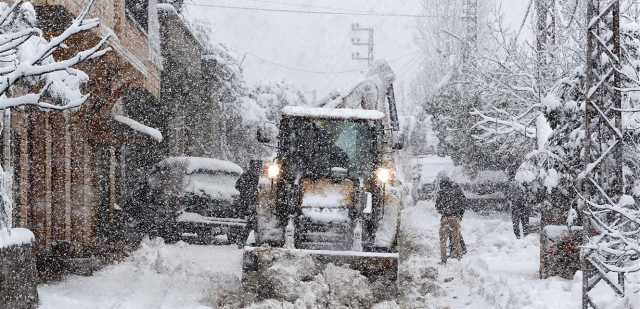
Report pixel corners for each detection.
[241,60,404,300]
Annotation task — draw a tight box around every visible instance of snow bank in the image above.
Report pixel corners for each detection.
[157,156,243,175]
[282,105,385,121]
[402,202,640,309]
[256,252,376,308]
[0,228,34,248]
[113,114,163,142]
[39,238,243,309]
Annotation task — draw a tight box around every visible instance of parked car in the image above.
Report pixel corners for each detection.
[410,155,456,202]
[144,157,246,244]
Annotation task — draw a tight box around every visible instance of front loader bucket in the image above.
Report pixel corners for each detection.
[242,246,399,301]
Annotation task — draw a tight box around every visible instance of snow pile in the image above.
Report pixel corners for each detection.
[243,248,398,308]
[39,238,243,309]
[113,114,163,142]
[256,262,376,308]
[157,156,243,175]
[0,227,34,248]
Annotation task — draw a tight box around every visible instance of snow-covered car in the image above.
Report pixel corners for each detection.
[410,155,455,201]
[145,157,246,244]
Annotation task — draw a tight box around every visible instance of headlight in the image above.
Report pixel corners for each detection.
[267,163,281,179]
[376,168,392,184]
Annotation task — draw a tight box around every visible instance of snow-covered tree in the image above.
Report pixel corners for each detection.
[425,4,537,173]
[186,17,307,166]
[467,1,640,272]
[0,0,109,237]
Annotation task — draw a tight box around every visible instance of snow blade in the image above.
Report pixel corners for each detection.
[242,246,399,301]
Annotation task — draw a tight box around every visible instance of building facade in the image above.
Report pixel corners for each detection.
[2,0,164,258]
[158,5,227,159]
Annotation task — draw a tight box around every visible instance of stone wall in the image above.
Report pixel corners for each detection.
[0,242,39,309]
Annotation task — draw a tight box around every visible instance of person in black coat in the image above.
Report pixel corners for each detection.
[509,182,530,239]
[435,175,466,263]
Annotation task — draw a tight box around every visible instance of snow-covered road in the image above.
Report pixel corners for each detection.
[401,201,640,309]
[37,202,639,309]
[38,238,243,309]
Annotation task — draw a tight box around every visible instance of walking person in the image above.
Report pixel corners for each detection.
[509,182,530,239]
[435,174,466,264]
[450,205,467,256]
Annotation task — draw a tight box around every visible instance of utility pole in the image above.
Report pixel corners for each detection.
[535,0,557,98]
[351,23,374,66]
[581,1,627,308]
[461,0,478,71]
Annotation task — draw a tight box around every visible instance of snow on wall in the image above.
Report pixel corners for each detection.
[0,228,34,248]
[157,156,243,175]
[282,106,385,121]
[113,114,164,142]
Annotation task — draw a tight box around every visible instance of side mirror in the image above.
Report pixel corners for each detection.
[392,131,405,150]
[257,123,278,144]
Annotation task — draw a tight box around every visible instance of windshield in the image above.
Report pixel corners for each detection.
[280,117,380,179]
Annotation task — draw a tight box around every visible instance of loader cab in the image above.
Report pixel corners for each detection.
[276,114,385,182]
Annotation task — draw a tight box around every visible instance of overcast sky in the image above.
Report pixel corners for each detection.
[184,0,530,102]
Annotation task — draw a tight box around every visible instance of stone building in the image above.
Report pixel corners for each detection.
[1,0,164,259]
[158,4,227,159]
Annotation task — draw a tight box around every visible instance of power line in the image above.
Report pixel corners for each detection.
[244,50,421,75]
[224,0,372,14]
[184,2,439,18]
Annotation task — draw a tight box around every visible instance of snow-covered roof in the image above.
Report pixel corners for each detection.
[281,106,385,121]
[157,156,243,175]
[113,114,163,142]
[0,228,34,248]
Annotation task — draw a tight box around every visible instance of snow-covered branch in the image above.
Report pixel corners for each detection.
[470,109,538,140]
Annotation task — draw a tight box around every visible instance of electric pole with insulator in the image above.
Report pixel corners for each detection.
[351,23,374,66]
[461,0,478,72]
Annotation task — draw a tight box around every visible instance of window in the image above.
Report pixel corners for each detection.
[125,0,149,32]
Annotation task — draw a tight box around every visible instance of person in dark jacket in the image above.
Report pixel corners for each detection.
[436,175,466,264]
[509,182,530,239]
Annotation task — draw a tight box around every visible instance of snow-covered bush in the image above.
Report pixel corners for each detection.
[0,0,108,237]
